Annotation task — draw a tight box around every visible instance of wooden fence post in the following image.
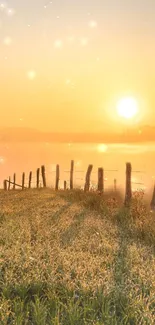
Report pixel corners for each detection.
[13,173,16,190]
[97,168,104,193]
[124,162,132,206]
[70,160,74,190]
[64,180,67,190]
[22,173,25,190]
[114,178,117,191]
[150,184,155,211]
[41,165,46,187]
[84,164,93,192]
[29,171,32,188]
[36,168,40,188]
[8,177,11,190]
[55,164,60,190]
[3,180,7,191]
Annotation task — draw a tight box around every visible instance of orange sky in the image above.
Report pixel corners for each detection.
[1,0,155,133]
[1,0,155,190]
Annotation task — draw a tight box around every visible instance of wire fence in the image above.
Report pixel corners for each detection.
[2,161,147,192]
[2,161,155,210]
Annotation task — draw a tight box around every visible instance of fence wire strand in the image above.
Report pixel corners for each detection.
[2,165,146,191]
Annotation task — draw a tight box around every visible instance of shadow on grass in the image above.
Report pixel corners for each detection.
[112,203,155,254]
[1,191,155,323]
[107,205,155,324]
[60,209,87,248]
[109,209,134,323]
[29,203,72,244]
[1,210,155,324]
[59,189,123,214]
[50,202,72,223]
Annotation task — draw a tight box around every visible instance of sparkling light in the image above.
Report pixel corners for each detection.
[54,39,63,48]
[0,3,7,11]
[75,160,82,166]
[65,79,71,85]
[80,38,88,46]
[44,1,52,8]
[3,36,12,45]
[0,156,5,164]
[97,144,108,153]
[88,20,97,28]
[6,8,15,16]
[27,70,36,80]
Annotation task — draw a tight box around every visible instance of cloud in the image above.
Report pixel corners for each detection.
[0,125,155,143]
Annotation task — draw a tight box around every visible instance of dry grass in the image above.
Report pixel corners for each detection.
[0,188,155,324]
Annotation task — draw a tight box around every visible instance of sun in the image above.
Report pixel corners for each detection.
[116,97,139,119]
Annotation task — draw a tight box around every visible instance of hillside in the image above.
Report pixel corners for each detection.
[0,189,155,324]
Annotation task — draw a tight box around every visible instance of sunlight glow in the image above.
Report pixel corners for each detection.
[3,36,12,45]
[7,8,15,16]
[88,20,97,28]
[54,39,63,48]
[27,70,36,80]
[80,38,88,46]
[117,97,139,119]
[97,144,108,153]
[0,156,5,164]
[0,3,7,11]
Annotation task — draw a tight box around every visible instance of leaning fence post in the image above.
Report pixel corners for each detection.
[124,162,132,206]
[29,171,32,188]
[13,173,16,190]
[41,165,46,187]
[70,160,74,190]
[8,177,11,190]
[55,164,60,190]
[150,184,155,211]
[114,178,117,192]
[36,168,40,188]
[97,168,104,193]
[3,180,7,191]
[22,172,25,190]
[84,164,93,192]
[64,180,67,190]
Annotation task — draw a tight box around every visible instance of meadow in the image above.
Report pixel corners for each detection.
[0,188,155,324]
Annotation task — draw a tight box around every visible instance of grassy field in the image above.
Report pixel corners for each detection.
[0,188,155,324]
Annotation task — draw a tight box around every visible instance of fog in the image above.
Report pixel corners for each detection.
[0,142,155,198]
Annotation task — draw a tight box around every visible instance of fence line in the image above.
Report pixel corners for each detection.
[3,160,153,208]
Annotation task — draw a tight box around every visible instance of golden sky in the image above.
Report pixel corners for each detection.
[1,0,155,134]
[1,1,155,190]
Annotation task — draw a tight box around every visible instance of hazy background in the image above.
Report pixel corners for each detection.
[1,0,155,191]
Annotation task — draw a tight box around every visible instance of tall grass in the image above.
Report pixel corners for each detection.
[0,188,155,324]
